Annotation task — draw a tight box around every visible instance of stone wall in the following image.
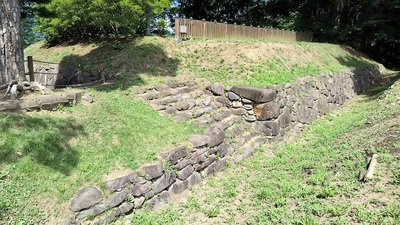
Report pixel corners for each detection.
[64,127,230,225]
[63,66,381,224]
[226,66,381,137]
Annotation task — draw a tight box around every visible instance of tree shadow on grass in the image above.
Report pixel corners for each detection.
[55,37,181,92]
[335,45,375,69]
[0,113,85,175]
[333,47,388,96]
[336,45,400,99]
[364,71,400,100]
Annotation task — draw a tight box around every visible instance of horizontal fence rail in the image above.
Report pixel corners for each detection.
[175,18,313,42]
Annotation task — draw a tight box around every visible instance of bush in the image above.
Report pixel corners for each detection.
[34,0,170,45]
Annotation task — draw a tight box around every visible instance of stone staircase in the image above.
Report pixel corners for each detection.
[134,81,268,164]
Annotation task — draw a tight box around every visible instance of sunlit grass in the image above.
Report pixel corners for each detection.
[0,89,193,224]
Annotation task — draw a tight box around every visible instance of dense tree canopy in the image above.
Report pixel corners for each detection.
[33,0,170,45]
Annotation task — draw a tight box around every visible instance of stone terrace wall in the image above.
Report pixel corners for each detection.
[226,66,380,137]
[64,127,230,225]
[63,66,380,225]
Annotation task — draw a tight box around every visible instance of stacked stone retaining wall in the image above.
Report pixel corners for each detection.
[226,66,380,136]
[63,65,380,224]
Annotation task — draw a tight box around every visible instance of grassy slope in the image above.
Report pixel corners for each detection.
[0,37,382,224]
[124,72,400,224]
[24,36,375,87]
[0,92,193,224]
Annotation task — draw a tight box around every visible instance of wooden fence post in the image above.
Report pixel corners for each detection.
[175,17,180,40]
[27,56,34,82]
[225,22,228,38]
[202,19,206,40]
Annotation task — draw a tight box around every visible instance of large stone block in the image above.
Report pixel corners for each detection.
[175,102,191,111]
[193,106,213,118]
[215,158,227,172]
[119,202,134,214]
[174,158,191,170]
[190,152,207,164]
[153,173,176,193]
[187,172,202,186]
[146,191,170,209]
[215,96,231,106]
[254,120,280,136]
[209,143,228,157]
[202,162,217,177]
[317,95,329,115]
[163,146,188,164]
[131,181,152,197]
[104,172,141,192]
[195,155,215,171]
[103,190,128,209]
[141,163,164,180]
[298,105,312,124]
[70,187,103,212]
[208,83,225,96]
[231,86,277,103]
[278,107,291,128]
[168,179,189,195]
[227,91,240,101]
[230,108,247,116]
[189,135,210,148]
[155,84,169,91]
[204,127,224,147]
[134,196,145,209]
[242,147,255,159]
[177,165,194,180]
[213,110,232,121]
[254,102,280,120]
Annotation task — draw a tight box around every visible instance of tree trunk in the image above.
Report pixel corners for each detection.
[0,0,25,85]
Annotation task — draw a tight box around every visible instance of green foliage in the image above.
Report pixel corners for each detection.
[34,0,170,45]
[155,18,168,36]
[393,171,400,184]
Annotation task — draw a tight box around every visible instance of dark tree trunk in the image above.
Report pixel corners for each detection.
[0,0,25,85]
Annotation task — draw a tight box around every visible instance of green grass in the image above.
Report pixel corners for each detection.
[11,36,385,223]
[0,89,193,224]
[122,73,400,224]
[24,36,375,88]
[177,39,374,87]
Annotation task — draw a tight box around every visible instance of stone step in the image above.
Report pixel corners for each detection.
[190,106,228,128]
[139,83,199,101]
[225,120,252,139]
[152,89,203,107]
[213,114,242,131]
[231,134,268,164]
[227,130,258,149]
[151,92,218,119]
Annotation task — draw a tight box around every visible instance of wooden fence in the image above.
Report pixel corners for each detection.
[24,56,104,89]
[175,18,313,42]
